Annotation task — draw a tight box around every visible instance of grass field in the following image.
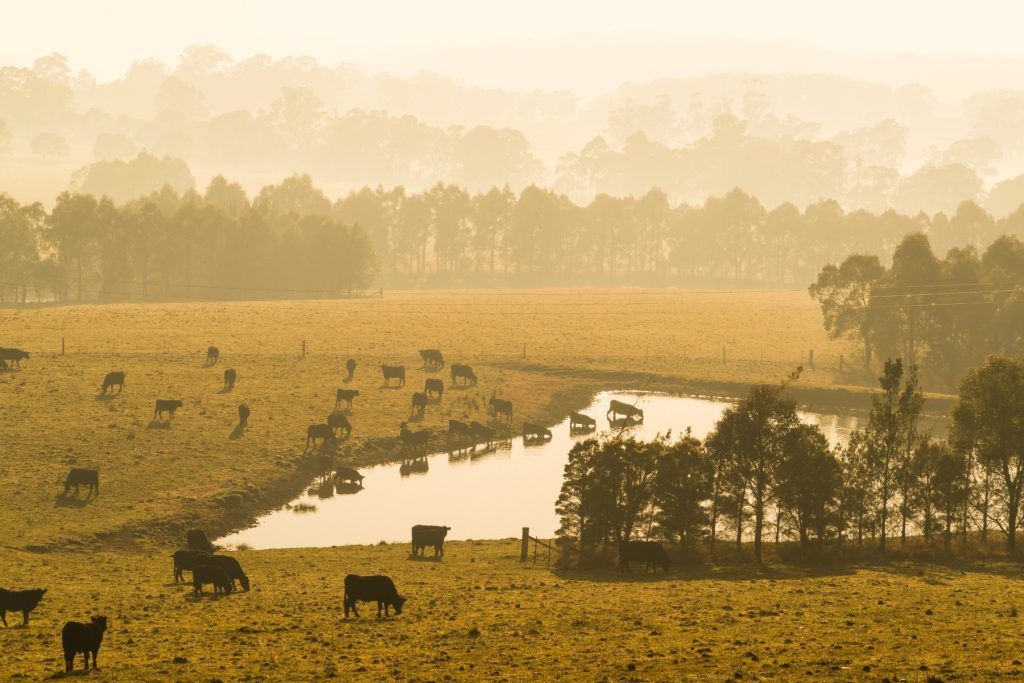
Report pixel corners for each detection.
[2,540,1024,681]
[0,289,867,551]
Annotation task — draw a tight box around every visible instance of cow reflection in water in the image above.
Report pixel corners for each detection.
[400,456,429,477]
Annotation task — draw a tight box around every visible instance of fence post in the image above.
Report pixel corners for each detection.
[522,343,526,359]
[808,349,814,369]
[520,527,529,562]
[722,345,726,365]
[839,354,844,372]
[61,336,65,355]
[301,340,307,358]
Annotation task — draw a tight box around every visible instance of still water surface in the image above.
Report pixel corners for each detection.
[219,391,865,549]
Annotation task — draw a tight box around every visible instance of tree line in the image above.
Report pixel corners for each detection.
[557,357,1024,564]
[811,228,1024,390]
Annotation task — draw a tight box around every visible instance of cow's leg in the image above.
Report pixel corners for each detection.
[0,609,7,627]
[65,651,74,672]
[22,609,29,626]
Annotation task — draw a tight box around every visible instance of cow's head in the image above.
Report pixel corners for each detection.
[393,596,407,614]
[239,575,250,591]
[91,616,108,633]
[173,400,183,408]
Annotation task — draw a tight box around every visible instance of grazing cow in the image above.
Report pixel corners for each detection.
[153,399,183,421]
[306,423,337,450]
[570,411,597,430]
[223,368,237,390]
[523,423,552,440]
[470,421,494,444]
[187,529,215,553]
[61,616,107,672]
[0,588,46,627]
[410,391,427,417]
[343,574,406,618]
[0,348,29,368]
[335,388,360,409]
[411,525,450,558]
[400,422,429,453]
[489,394,513,424]
[381,365,405,387]
[238,403,250,427]
[336,466,364,488]
[206,346,220,365]
[173,550,211,583]
[424,378,444,399]
[100,371,125,394]
[204,555,250,591]
[419,349,444,368]
[192,564,233,595]
[345,358,356,380]
[619,540,671,574]
[607,399,644,423]
[327,412,352,439]
[63,468,99,498]
[448,419,473,444]
[450,364,477,386]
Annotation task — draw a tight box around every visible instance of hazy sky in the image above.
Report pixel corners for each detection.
[6,0,1024,91]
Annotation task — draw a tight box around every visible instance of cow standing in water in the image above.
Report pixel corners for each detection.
[607,400,644,423]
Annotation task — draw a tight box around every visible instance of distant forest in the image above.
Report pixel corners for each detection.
[4,171,1024,302]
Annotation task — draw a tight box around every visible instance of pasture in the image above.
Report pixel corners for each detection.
[0,289,860,550]
[1,540,1023,680]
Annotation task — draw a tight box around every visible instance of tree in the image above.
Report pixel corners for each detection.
[652,432,713,548]
[925,441,968,553]
[952,355,1024,555]
[809,254,885,367]
[775,424,839,551]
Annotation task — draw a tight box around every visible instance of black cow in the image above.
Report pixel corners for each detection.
[411,525,450,558]
[450,364,476,386]
[327,412,352,439]
[523,423,552,441]
[336,466,364,488]
[192,565,233,595]
[306,424,337,450]
[345,358,357,380]
[204,555,250,591]
[0,348,29,368]
[400,422,429,453]
[187,529,215,553]
[381,365,405,387]
[343,574,406,618]
[448,419,473,444]
[607,399,644,423]
[0,588,46,627]
[619,540,671,574]
[419,349,444,368]
[489,394,513,424]
[206,346,220,365]
[173,549,211,583]
[153,399,183,421]
[223,368,237,390]
[570,411,597,430]
[100,371,125,394]
[424,378,444,399]
[335,388,360,409]
[410,391,427,417]
[61,616,107,672]
[470,421,494,444]
[63,468,98,498]
[238,403,250,427]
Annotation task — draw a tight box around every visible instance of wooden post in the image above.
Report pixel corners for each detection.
[61,337,65,355]
[522,343,526,359]
[302,340,307,358]
[839,354,844,372]
[808,349,814,369]
[520,527,529,562]
[722,345,726,365]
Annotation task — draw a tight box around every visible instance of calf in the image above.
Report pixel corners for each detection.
[100,371,125,394]
[336,466,364,488]
[424,378,444,399]
[238,403,250,427]
[153,399,183,421]
[63,468,99,498]
[61,616,107,672]
[173,549,211,583]
[450,364,476,386]
[0,348,29,368]
[204,555,250,591]
[0,588,46,627]
[327,412,352,439]
[335,388,359,409]
[223,368,237,390]
[523,423,552,440]
[410,391,427,417]
[307,423,337,450]
[345,357,356,380]
[192,564,234,595]
[206,346,220,365]
[411,524,450,558]
[344,574,406,618]
[381,364,405,387]
[619,540,671,574]
[187,529,215,553]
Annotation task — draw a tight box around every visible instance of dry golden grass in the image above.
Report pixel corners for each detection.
[2,541,1024,681]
